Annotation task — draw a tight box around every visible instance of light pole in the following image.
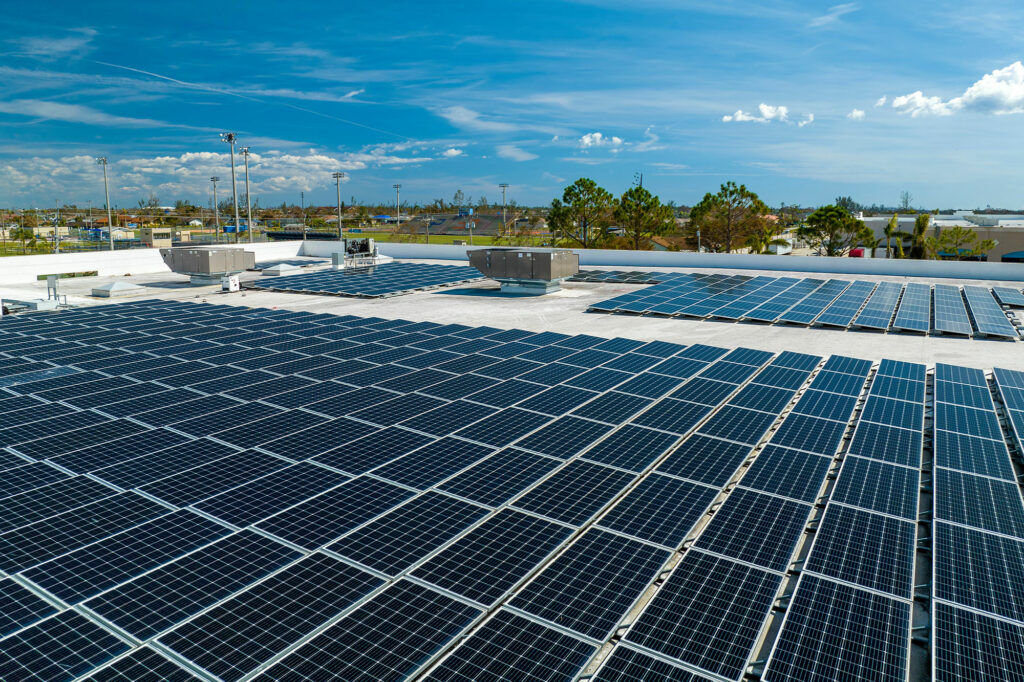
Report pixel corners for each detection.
[241,147,253,243]
[210,176,221,243]
[333,172,346,240]
[393,184,401,233]
[221,133,241,243]
[97,157,114,251]
[499,183,509,240]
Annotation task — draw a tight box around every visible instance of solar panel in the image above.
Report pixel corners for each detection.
[624,550,782,680]
[852,281,903,329]
[964,286,1020,338]
[934,521,1024,623]
[85,530,300,640]
[0,578,56,638]
[805,504,916,598]
[0,610,129,682]
[247,261,484,298]
[599,473,717,547]
[829,456,919,519]
[411,509,574,606]
[514,459,637,526]
[328,492,489,574]
[694,488,812,571]
[510,528,670,639]
[255,580,481,681]
[22,510,230,604]
[78,647,201,681]
[421,608,596,682]
[739,445,831,503]
[0,492,169,574]
[764,574,910,682]
[891,282,931,333]
[159,554,383,681]
[656,434,751,486]
[932,601,1024,681]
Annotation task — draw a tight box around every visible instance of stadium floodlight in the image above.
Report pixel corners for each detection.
[241,147,254,243]
[221,133,241,243]
[499,183,509,239]
[210,176,221,243]
[333,172,346,240]
[393,184,402,229]
[97,157,114,251]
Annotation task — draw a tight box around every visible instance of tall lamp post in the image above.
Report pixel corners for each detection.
[221,133,241,243]
[333,172,346,240]
[210,176,221,243]
[393,183,401,233]
[97,157,114,251]
[499,183,509,240]
[241,147,254,243]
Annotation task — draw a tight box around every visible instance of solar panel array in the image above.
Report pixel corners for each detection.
[246,261,484,297]
[586,270,1022,340]
[0,299,1023,680]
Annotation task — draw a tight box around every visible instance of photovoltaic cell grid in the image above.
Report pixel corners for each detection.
[585,270,1021,340]
[246,260,484,297]
[1,299,1023,681]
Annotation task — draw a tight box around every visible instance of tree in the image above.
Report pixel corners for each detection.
[548,178,613,249]
[925,226,996,260]
[883,214,908,259]
[613,186,674,250]
[797,205,866,257]
[899,190,913,212]
[745,223,790,254]
[908,213,930,259]
[835,196,861,214]
[688,182,768,253]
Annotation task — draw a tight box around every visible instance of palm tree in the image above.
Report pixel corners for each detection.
[883,214,909,258]
[908,214,930,259]
[744,224,790,254]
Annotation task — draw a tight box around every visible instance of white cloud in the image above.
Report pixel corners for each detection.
[892,91,955,117]
[633,127,665,152]
[0,99,194,129]
[893,61,1024,117]
[578,132,623,148]
[496,144,537,161]
[442,148,464,158]
[723,103,790,123]
[808,3,859,28]
[847,109,866,120]
[0,148,429,201]
[874,95,887,107]
[436,105,517,132]
[12,28,96,60]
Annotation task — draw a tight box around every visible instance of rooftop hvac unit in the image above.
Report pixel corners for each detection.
[160,246,256,285]
[467,248,579,294]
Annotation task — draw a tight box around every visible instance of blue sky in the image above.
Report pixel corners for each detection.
[2,1,1024,209]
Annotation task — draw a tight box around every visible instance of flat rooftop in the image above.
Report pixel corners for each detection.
[8,258,1024,371]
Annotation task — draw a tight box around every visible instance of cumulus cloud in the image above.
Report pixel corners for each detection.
[808,3,859,28]
[578,132,623,148]
[442,148,464,158]
[874,95,887,107]
[496,144,537,161]
[723,103,795,123]
[893,61,1024,117]
[847,109,866,120]
[0,148,429,201]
